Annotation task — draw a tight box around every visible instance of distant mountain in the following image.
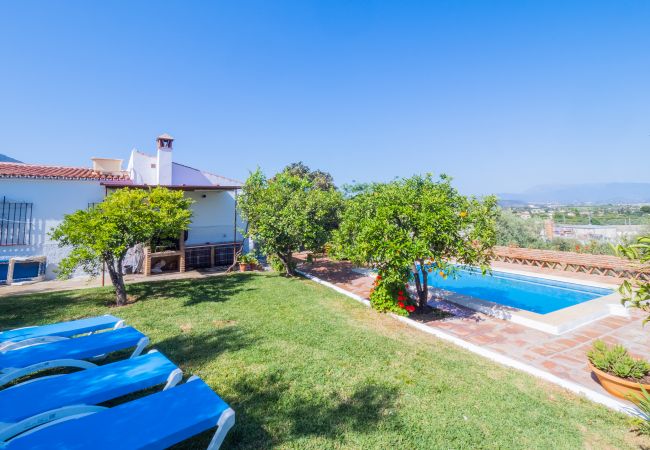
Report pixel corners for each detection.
[499,183,650,205]
[0,154,21,163]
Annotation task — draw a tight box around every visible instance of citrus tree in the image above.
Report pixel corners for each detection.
[281,161,335,190]
[617,234,650,324]
[334,174,498,314]
[238,167,342,275]
[50,187,192,306]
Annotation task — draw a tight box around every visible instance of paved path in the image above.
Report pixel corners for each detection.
[0,267,233,297]
[295,255,650,404]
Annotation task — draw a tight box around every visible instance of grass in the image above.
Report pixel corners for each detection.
[1,272,647,449]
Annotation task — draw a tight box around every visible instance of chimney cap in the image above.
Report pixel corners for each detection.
[157,133,174,140]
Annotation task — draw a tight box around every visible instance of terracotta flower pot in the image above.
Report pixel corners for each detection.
[239,263,249,272]
[589,363,650,403]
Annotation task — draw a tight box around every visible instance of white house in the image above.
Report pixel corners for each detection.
[0,134,244,283]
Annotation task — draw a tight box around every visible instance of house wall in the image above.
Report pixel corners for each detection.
[0,179,245,281]
[0,179,105,279]
[184,190,244,245]
[127,151,157,185]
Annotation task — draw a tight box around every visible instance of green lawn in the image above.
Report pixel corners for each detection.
[1,272,646,449]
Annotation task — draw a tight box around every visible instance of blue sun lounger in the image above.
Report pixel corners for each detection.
[0,315,124,352]
[3,376,235,450]
[0,350,182,442]
[0,327,149,388]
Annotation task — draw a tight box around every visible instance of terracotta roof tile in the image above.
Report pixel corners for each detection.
[0,162,130,181]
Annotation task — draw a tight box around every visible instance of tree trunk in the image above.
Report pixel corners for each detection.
[105,257,128,306]
[413,260,428,311]
[280,252,295,276]
[412,263,423,308]
[419,259,428,310]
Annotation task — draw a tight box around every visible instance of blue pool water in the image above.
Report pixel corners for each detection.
[427,267,613,314]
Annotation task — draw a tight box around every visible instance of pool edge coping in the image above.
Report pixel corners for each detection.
[297,268,644,418]
[431,288,627,335]
[487,265,621,289]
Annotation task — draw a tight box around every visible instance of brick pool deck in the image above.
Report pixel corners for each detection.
[295,255,650,404]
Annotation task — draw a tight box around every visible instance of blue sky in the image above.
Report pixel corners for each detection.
[1,1,648,194]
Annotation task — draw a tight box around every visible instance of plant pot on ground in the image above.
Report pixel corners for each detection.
[237,254,259,272]
[587,340,650,402]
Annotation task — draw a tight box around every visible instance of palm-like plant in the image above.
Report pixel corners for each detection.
[616,235,650,324]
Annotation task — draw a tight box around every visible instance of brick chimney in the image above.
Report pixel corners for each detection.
[156,133,174,185]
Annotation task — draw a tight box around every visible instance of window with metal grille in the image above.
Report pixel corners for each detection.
[186,247,212,269]
[184,243,242,270]
[0,196,33,246]
[215,244,240,266]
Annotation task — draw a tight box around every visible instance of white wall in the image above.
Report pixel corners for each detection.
[0,179,105,279]
[127,151,157,185]
[156,148,172,185]
[183,190,244,245]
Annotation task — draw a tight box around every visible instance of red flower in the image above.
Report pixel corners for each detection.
[398,301,405,308]
[405,305,415,313]
[398,290,404,295]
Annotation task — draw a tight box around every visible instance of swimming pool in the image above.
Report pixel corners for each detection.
[427,267,614,314]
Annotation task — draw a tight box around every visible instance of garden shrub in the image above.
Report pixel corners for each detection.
[617,234,650,325]
[268,255,294,273]
[631,386,650,435]
[369,271,414,315]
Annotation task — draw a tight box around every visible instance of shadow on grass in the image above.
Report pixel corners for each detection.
[127,273,257,308]
[205,371,400,449]
[153,325,258,368]
[0,289,114,329]
[0,273,260,330]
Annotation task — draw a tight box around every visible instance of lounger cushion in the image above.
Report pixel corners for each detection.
[0,351,177,424]
[7,379,231,449]
[0,315,121,343]
[0,327,145,370]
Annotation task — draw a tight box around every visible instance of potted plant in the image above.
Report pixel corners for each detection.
[587,340,650,402]
[237,254,251,272]
[247,255,259,271]
[237,254,260,272]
